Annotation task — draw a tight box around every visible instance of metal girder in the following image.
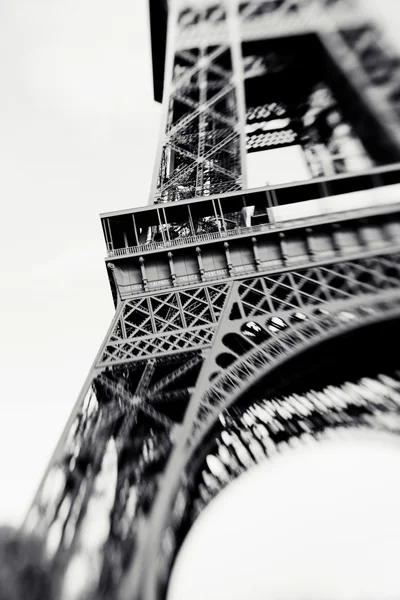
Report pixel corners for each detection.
[171,92,235,132]
[98,284,229,367]
[171,45,228,94]
[148,354,203,396]
[167,83,236,139]
[155,14,242,201]
[160,130,239,194]
[135,360,156,396]
[168,141,238,181]
[176,49,232,83]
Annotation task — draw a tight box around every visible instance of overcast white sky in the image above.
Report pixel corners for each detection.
[0,0,160,526]
[169,430,400,600]
[0,0,399,535]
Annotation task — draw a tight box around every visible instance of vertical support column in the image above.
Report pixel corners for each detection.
[204,286,217,323]
[119,306,128,339]
[139,256,149,291]
[356,218,368,248]
[278,232,288,266]
[265,188,276,228]
[106,218,114,251]
[175,291,187,330]
[107,263,121,303]
[187,205,196,236]
[224,241,234,276]
[146,297,157,334]
[157,208,167,244]
[196,247,205,281]
[332,222,342,256]
[132,214,139,247]
[196,41,208,196]
[102,219,112,252]
[251,237,261,271]
[162,207,171,242]
[168,252,177,286]
[305,227,316,261]
[211,199,222,234]
[148,1,180,204]
[226,0,247,190]
[217,197,227,234]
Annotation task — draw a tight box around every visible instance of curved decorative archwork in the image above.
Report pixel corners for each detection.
[151,310,400,598]
[185,252,400,446]
[189,292,400,445]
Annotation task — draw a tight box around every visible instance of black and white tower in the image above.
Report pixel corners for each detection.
[26,1,400,599]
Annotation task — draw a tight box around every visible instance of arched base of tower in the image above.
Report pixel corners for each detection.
[168,427,400,600]
[159,315,400,599]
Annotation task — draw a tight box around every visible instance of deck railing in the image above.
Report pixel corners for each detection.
[107,202,400,259]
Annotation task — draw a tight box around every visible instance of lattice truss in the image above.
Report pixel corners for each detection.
[25,282,231,596]
[27,349,206,597]
[160,0,400,194]
[185,252,400,442]
[156,4,242,203]
[98,283,229,367]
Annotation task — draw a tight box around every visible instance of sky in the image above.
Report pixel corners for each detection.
[0,0,399,544]
[0,0,160,526]
[168,430,400,600]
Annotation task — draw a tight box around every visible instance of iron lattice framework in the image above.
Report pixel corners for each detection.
[26,1,400,600]
[153,0,400,205]
[99,283,229,366]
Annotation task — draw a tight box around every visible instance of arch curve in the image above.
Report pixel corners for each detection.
[190,294,400,446]
[152,301,400,599]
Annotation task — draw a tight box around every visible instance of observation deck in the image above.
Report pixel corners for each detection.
[101,164,400,304]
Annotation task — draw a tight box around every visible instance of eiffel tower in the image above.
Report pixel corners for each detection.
[25,1,400,599]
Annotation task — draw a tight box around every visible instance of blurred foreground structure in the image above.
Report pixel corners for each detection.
[26,1,400,599]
